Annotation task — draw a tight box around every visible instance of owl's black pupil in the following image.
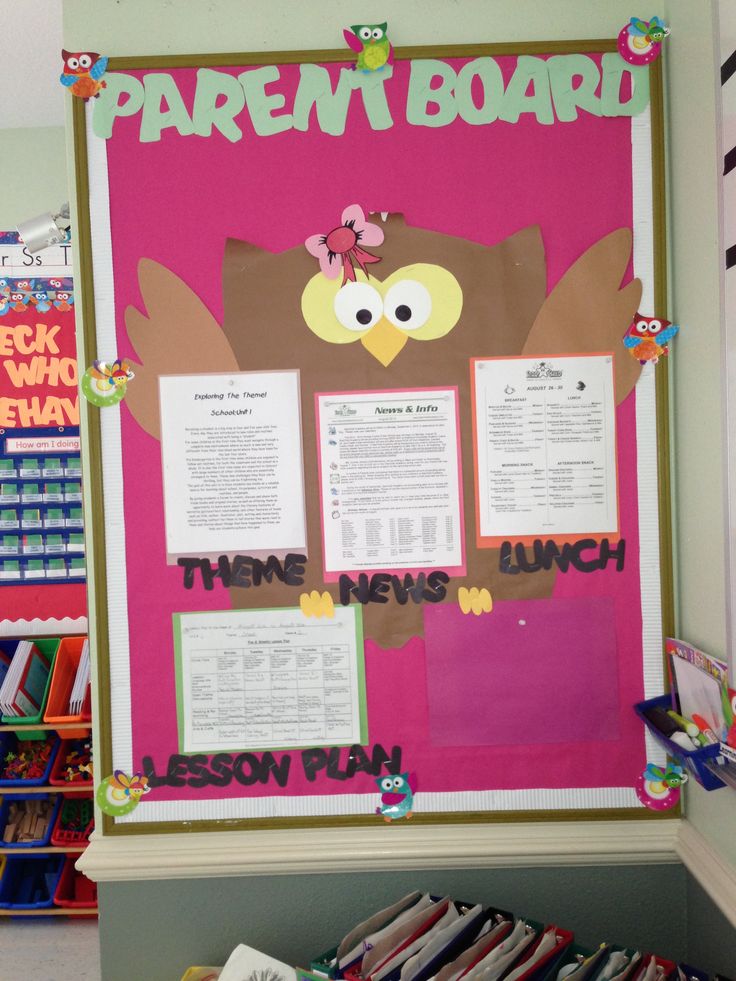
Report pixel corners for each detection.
[356,309,373,325]
[395,305,412,322]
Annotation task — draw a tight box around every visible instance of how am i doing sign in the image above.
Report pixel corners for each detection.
[93,53,648,143]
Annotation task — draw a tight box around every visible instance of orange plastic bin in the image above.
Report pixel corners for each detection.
[43,637,90,738]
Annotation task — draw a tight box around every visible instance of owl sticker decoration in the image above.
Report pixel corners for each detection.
[623,312,679,365]
[375,771,417,821]
[617,17,670,65]
[344,23,393,72]
[60,50,108,100]
[97,770,151,816]
[635,762,687,810]
[81,359,135,407]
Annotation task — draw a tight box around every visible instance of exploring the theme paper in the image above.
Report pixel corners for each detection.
[158,371,307,559]
[174,605,367,754]
[472,355,618,542]
[316,389,464,576]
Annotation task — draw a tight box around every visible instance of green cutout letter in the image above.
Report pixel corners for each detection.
[92,73,145,140]
[239,66,293,136]
[406,60,458,128]
[547,54,602,122]
[500,56,554,125]
[140,74,195,143]
[192,69,246,142]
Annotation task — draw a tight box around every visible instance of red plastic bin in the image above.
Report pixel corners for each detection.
[53,856,97,909]
[49,739,93,788]
[50,794,93,847]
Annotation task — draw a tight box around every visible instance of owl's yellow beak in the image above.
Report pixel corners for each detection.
[361,318,408,367]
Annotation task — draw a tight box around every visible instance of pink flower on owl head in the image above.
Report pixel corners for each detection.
[305,205,384,285]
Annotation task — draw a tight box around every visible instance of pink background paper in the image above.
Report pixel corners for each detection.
[101,54,649,806]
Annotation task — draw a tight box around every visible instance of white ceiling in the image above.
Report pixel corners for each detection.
[0,0,64,129]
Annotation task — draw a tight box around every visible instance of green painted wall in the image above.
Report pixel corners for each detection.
[0,127,68,229]
[98,865,690,981]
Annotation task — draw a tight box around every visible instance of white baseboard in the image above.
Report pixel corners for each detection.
[78,818,680,883]
[675,820,736,929]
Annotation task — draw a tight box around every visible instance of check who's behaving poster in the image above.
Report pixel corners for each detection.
[79,44,669,826]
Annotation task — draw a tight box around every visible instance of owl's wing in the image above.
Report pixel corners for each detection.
[623,334,643,348]
[343,29,363,53]
[523,228,643,404]
[124,259,238,439]
[90,56,108,79]
[59,73,77,87]
[658,324,679,344]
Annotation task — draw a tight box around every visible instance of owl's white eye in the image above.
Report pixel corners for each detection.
[372,27,383,39]
[392,777,403,788]
[79,54,92,68]
[359,27,372,40]
[67,57,79,70]
[647,319,662,334]
[334,282,383,332]
[380,777,393,791]
[635,321,648,333]
[384,280,432,331]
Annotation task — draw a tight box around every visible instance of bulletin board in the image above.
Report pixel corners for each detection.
[73,39,673,834]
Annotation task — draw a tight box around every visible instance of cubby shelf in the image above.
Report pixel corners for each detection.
[0,908,97,917]
[0,723,90,733]
[0,785,91,795]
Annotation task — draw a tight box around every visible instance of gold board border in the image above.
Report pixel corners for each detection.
[72,40,673,836]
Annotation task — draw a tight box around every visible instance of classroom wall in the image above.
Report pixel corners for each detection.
[0,127,68,230]
[51,0,736,976]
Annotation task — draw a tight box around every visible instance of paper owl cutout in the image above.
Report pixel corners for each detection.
[375,771,417,821]
[623,312,679,364]
[121,214,643,649]
[81,359,135,407]
[617,17,670,65]
[635,762,686,810]
[60,50,108,100]
[344,23,393,72]
[97,770,151,816]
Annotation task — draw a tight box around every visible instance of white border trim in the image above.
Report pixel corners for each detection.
[86,102,134,773]
[86,100,664,824]
[0,616,87,637]
[78,818,681,882]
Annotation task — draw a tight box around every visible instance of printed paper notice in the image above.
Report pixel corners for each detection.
[472,355,618,540]
[316,389,464,575]
[159,371,307,560]
[174,606,367,753]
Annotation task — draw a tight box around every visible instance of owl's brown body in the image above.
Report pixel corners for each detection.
[125,215,642,648]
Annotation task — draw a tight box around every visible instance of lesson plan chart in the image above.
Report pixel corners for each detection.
[472,355,618,541]
[316,388,465,576]
[174,606,366,753]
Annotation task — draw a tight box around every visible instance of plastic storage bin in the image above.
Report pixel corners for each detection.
[0,732,60,786]
[50,794,93,847]
[0,854,64,909]
[0,794,61,848]
[634,693,726,790]
[0,637,60,736]
[49,738,92,787]
[43,636,90,737]
[53,856,97,909]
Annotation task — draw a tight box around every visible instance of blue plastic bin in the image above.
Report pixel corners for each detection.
[0,854,64,909]
[0,794,61,847]
[634,694,726,790]
[0,732,60,786]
